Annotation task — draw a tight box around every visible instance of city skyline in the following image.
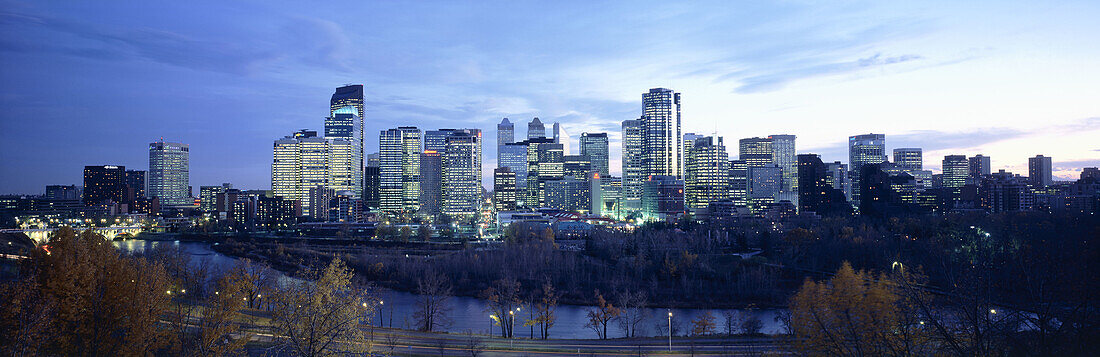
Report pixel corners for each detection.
[2,1,1099,194]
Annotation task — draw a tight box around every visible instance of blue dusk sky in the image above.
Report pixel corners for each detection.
[1,0,1098,193]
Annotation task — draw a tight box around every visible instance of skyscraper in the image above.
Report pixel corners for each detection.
[942,155,969,188]
[330,84,364,137]
[552,122,571,155]
[124,169,146,207]
[769,134,797,204]
[325,106,364,198]
[497,118,513,166]
[969,155,991,178]
[149,140,190,206]
[272,130,329,215]
[621,119,644,212]
[493,168,517,212]
[739,137,773,168]
[798,154,850,216]
[442,130,482,218]
[642,175,684,221]
[848,133,886,205]
[684,136,729,214]
[893,148,923,172]
[849,134,887,173]
[528,139,563,207]
[579,132,610,176]
[1028,155,1053,187]
[83,165,125,206]
[499,142,530,206]
[641,88,681,178]
[330,85,366,196]
[527,117,546,140]
[424,129,457,152]
[380,127,422,214]
[728,159,748,207]
[419,150,443,217]
[563,155,592,179]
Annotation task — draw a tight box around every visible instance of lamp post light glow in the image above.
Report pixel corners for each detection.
[668,310,673,352]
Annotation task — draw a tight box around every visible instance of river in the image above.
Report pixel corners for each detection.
[114,239,789,338]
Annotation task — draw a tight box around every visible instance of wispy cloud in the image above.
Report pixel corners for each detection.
[725,53,923,93]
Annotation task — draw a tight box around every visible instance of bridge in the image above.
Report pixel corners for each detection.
[0,226,144,244]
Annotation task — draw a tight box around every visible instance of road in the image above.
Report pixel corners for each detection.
[361,328,784,356]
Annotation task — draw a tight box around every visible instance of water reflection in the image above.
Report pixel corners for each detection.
[115,240,787,338]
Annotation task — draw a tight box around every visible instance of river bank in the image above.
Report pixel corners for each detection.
[116,239,791,337]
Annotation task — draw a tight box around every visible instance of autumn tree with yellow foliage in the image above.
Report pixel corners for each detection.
[788,262,933,356]
[0,227,173,356]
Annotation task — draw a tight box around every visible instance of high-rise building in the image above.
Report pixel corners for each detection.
[545,177,590,213]
[849,134,887,172]
[363,166,380,210]
[621,119,645,212]
[552,122,571,155]
[739,137,773,168]
[330,85,366,197]
[46,185,81,201]
[199,183,230,213]
[824,161,851,203]
[1029,155,1053,187]
[379,127,422,214]
[684,136,729,215]
[728,159,748,207]
[683,133,705,158]
[308,185,335,220]
[848,134,886,205]
[272,130,329,216]
[641,88,681,178]
[327,191,360,222]
[424,129,457,153]
[83,165,126,206]
[528,140,563,207]
[149,141,190,206]
[442,130,482,218]
[527,117,546,140]
[325,106,364,197]
[980,170,1032,212]
[942,155,969,189]
[419,150,443,217]
[497,118,514,166]
[1082,167,1100,181]
[642,175,684,221]
[968,155,991,178]
[589,173,623,218]
[123,169,146,207]
[579,132,610,176]
[798,154,850,216]
[893,148,923,172]
[499,142,530,206]
[367,152,380,168]
[748,166,782,213]
[563,155,592,179]
[769,134,797,205]
[493,168,517,212]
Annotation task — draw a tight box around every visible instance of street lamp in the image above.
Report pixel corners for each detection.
[509,309,517,348]
[668,310,673,352]
[378,300,384,327]
[489,314,495,336]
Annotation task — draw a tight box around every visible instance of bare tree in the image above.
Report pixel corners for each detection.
[585,290,621,339]
[414,271,453,332]
[482,277,522,337]
[616,290,649,338]
[722,310,737,336]
[270,258,373,357]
